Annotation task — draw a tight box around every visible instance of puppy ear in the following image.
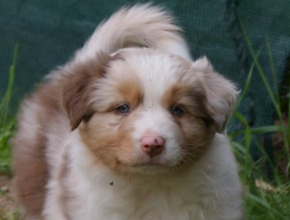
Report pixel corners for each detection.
[62,52,112,130]
[192,57,238,133]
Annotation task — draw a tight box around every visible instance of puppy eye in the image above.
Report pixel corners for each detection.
[115,104,130,114]
[170,105,184,116]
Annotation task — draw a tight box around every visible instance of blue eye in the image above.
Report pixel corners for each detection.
[170,105,184,116]
[115,104,130,114]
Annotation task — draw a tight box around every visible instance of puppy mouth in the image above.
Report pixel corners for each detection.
[132,162,167,167]
[120,160,169,168]
[118,160,178,175]
[126,164,171,175]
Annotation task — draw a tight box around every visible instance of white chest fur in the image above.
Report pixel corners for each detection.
[43,133,243,220]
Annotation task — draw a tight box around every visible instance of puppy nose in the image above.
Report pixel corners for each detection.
[140,135,165,158]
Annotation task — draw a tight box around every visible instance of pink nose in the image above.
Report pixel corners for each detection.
[140,135,165,158]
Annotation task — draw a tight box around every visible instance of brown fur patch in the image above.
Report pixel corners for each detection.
[12,82,62,218]
[77,61,145,174]
[116,80,143,110]
[161,83,216,168]
[62,52,114,130]
[177,116,215,168]
[190,58,238,132]
[12,52,120,218]
[79,110,139,173]
[12,135,47,218]
[162,83,214,124]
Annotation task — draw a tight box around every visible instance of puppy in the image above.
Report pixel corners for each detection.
[12,4,243,220]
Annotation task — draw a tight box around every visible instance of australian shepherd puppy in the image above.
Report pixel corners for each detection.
[12,4,244,220]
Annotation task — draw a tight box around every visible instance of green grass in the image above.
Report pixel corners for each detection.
[0,46,20,220]
[0,209,21,220]
[0,39,289,220]
[0,45,18,176]
[229,19,290,220]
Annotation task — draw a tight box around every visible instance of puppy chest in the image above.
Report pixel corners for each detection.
[68,181,201,220]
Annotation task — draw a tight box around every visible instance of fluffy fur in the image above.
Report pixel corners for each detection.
[12,4,244,220]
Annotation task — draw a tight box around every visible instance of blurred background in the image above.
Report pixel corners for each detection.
[0,1,289,219]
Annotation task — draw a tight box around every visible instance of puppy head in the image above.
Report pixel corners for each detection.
[62,49,237,175]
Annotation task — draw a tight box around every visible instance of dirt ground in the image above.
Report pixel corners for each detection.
[0,175,21,220]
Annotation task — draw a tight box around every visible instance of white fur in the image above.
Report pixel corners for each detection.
[43,132,242,220]
[120,51,186,166]
[75,4,191,62]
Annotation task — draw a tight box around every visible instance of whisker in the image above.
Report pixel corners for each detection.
[181,140,212,148]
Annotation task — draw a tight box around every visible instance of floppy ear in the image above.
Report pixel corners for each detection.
[192,57,238,133]
[62,52,112,130]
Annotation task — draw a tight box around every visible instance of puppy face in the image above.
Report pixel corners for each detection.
[62,49,237,175]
